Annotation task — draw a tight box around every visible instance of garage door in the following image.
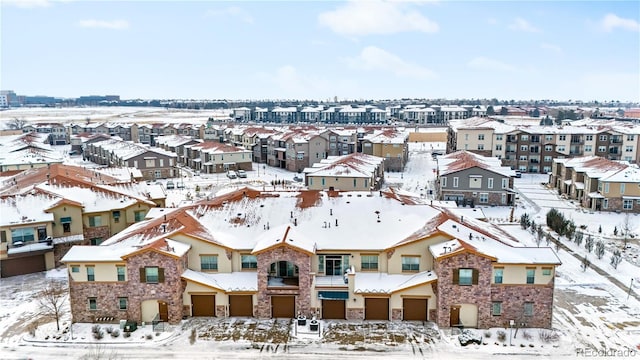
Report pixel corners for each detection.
[403,298,428,321]
[191,295,215,316]
[365,298,389,320]
[322,300,346,319]
[229,295,253,317]
[271,296,295,318]
[1,254,46,278]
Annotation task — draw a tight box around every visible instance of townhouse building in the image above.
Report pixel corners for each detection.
[303,153,384,191]
[22,123,68,145]
[0,164,165,277]
[437,151,516,206]
[183,142,252,174]
[550,156,640,213]
[361,129,409,171]
[154,135,200,165]
[0,132,64,173]
[84,139,177,180]
[61,188,560,329]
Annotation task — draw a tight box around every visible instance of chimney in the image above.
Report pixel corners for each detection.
[294,218,297,226]
[335,218,338,227]
[290,211,293,218]
[330,208,333,216]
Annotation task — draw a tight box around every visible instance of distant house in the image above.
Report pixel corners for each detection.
[361,129,409,171]
[303,153,384,191]
[437,151,516,206]
[0,133,63,173]
[183,141,252,174]
[61,188,560,328]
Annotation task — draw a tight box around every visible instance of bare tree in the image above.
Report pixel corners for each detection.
[7,118,27,130]
[621,214,632,249]
[38,280,68,331]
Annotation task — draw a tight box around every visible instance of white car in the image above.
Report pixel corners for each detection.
[236,170,247,178]
[227,171,237,179]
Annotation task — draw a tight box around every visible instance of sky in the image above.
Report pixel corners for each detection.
[1,0,639,102]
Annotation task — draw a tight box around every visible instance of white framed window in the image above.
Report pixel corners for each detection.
[492,302,502,316]
[621,183,625,194]
[478,134,485,140]
[585,135,593,141]
[488,178,494,189]
[558,135,566,141]
[585,145,592,152]
[441,177,447,187]
[598,146,606,152]
[479,193,488,203]
[453,177,459,188]
[501,178,508,189]
[524,302,534,316]
[623,199,633,210]
[599,135,607,141]
[477,144,484,150]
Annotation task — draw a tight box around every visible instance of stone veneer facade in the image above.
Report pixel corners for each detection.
[434,251,493,328]
[489,284,554,328]
[68,249,186,325]
[255,245,311,318]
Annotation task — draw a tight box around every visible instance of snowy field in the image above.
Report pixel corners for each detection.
[1,141,640,358]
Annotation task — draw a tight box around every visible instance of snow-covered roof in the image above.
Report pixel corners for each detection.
[154,134,199,147]
[438,150,515,177]
[556,156,640,182]
[252,224,316,255]
[36,183,144,212]
[182,269,258,292]
[0,193,56,226]
[303,153,383,179]
[90,139,177,160]
[353,270,437,294]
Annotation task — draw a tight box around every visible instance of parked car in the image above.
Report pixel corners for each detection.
[166,180,175,189]
[515,171,522,178]
[236,170,247,178]
[293,175,303,182]
[227,171,237,179]
[176,182,185,189]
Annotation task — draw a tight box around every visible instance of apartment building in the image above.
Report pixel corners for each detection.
[303,153,384,191]
[361,129,409,171]
[437,151,516,206]
[61,188,560,328]
[183,141,252,174]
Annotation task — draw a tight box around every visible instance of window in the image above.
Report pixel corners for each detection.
[401,256,419,272]
[90,237,103,245]
[88,297,97,310]
[544,156,552,162]
[241,255,257,269]
[142,266,163,283]
[118,297,128,310]
[488,178,494,189]
[494,268,503,284]
[545,135,553,141]
[496,134,503,141]
[598,146,606,153]
[11,228,35,243]
[521,135,529,141]
[599,135,607,141]
[603,199,609,209]
[623,199,633,210]
[585,135,593,142]
[201,255,218,270]
[361,255,378,270]
[465,134,469,140]
[478,134,485,140]
[134,211,145,222]
[604,183,609,193]
[544,145,553,152]
[88,215,102,227]
[492,302,502,316]
[453,177,459,188]
[558,135,566,141]
[495,144,502,151]
[318,255,324,273]
[159,159,164,167]
[86,266,95,281]
[501,178,508,189]
[542,268,552,276]
[520,145,528,152]
[526,268,535,284]
[117,266,126,281]
[456,268,476,285]
[557,146,565,152]
[477,144,484,150]
[71,265,80,273]
[524,302,534,316]
[621,183,625,194]
[585,145,592,152]
[63,223,71,233]
[479,193,488,203]
[441,177,447,188]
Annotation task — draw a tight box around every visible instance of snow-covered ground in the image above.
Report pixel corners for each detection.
[2,141,640,358]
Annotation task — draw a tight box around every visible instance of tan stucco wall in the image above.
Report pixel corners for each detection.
[459,303,478,327]
[494,265,555,285]
[48,205,83,238]
[170,234,231,272]
[141,300,159,323]
[389,283,436,310]
[307,176,371,191]
[408,132,447,142]
[67,262,125,282]
[387,234,449,274]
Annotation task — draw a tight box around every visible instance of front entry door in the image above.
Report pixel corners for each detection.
[450,306,460,327]
[159,301,168,321]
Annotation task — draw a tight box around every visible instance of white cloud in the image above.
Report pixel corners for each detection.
[540,42,563,54]
[467,56,517,72]
[318,0,439,36]
[205,6,254,24]
[1,0,50,8]
[508,17,541,33]
[600,13,640,32]
[345,46,436,79]
[77,19,129,30]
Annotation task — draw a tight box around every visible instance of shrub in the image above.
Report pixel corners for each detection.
[189,328,197,345]
[522,330,533,341]
[497,330,507,342]
[483,330,492,338]
[123,332,131,338]
[538,330,560,343]
[93,329,104,340]
[105,326,113,334]
[111,329,120,338]
[145,333,153,340]
[91,325,101,334]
